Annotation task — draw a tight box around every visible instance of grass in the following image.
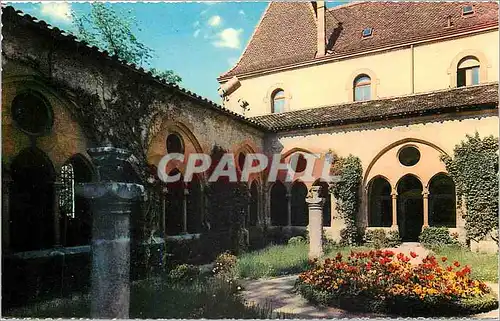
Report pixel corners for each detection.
[429,245,499,282]
[235,242,370,279]
[4,276,280,319]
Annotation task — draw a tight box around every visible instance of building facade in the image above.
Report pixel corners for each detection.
[218,1,499,243]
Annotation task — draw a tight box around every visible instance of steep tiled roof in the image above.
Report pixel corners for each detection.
[250,83,499,132]
[1,5,267,131]
[220,1,498,79]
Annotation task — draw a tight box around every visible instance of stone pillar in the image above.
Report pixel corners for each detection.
[53,180,63,248]
[306,186,325,260]
[183,188,189,233]
[422,187,429,229]
[2,174,12,252]
[78,147,144,319]
[391,191,398,229]
[286,192,292,226]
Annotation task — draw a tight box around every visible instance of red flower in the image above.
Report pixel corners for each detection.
[410,251,417,258]
[447,266,453,272]
[453,261,460,267]
[441,257,447,262]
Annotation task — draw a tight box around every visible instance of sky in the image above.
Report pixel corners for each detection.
[7,1,347,103]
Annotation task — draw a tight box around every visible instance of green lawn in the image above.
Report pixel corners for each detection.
[429,245,499,282]
[235,243,370,279]
[4,276,278,319]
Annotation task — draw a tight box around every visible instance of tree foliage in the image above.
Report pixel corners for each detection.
[72,3,181,84]
[441,132,499,244]
[330,155,363,245]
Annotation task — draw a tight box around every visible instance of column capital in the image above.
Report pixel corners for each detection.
[422,187,429,197]
[391,192,398,198]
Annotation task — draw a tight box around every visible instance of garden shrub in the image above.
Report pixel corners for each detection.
[296,249,498,316]
[288,236,307,245]
[363,229,402,249]
[419,227,458,248]
[387,230,403,248]
[212,252,237,276]
[168,264,200,284]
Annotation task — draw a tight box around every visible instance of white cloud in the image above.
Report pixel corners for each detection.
[238,10,245,16]
[200,9,208,16]
[193,29,201,38]
[208,15,222,27]
[227,57,238,66]
[193,20,200,28]
[204,2,218,5]
[40,2,72,23]
[213,28,243,49]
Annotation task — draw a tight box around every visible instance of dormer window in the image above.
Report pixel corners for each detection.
[462,5,474,15]
[271,89,285,113]
[362,27,373,38]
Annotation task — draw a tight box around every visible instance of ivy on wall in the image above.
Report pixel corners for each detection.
[441,132,499,244]
[330,155,363,245]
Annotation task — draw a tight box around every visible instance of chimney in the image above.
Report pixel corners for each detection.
[315,1,326,57]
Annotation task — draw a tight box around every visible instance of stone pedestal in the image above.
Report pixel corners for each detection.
[78,147,144,319]
[306,186,325,260]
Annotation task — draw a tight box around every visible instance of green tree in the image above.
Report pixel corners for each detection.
[72,3,181,84]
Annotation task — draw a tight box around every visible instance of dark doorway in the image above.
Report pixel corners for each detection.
[429,174,456,227]
[166,169,185,235]
[397,175,423,242]
[291,181,308,226]
[270,181,287,226]
[368,177,392,227]
[10,148,55,252]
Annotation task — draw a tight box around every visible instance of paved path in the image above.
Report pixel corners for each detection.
[240,243,498,319]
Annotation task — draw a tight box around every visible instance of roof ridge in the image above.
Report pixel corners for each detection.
[327,0,369,11]
[251,82,499,118]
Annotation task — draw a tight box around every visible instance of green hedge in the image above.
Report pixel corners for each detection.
[419,227,459,248]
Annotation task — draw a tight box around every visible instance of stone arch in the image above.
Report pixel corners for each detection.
[60,153,95,247]
[396,174,424,242]
[270,180,288,226]
[428,172,456,227]
[363,138,449,188]
[291,180,308,226]
[346,68,380,101]
[9,147,56,252]
[448,49,490,87]
[367,175,393,227]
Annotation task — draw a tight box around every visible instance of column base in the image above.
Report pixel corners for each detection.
[390,225,399,230]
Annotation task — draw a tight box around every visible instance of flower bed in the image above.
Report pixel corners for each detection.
[296,250,498,316]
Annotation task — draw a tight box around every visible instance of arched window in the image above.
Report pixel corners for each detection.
[270,181,288,226]
[457,56,480,87]
[368,177,392,227]
[429,174,456,228]
[353,75,371,101]
[11,91,53,136]
[271,89,285,113]
[166,133,184,154]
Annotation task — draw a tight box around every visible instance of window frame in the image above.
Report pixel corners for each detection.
[353,74,372,102]
[456,56,480,87]
[271,89,286,113]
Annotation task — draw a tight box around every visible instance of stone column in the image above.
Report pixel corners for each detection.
[286,192,292,226]
[391,191,398,229]
[183,188,189,233]
[422,187,429,229]
[78,147,144,319]
[53,180,63,248]
[306,186,325,260]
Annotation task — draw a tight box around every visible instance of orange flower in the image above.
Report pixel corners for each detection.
[410,251,417,258]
